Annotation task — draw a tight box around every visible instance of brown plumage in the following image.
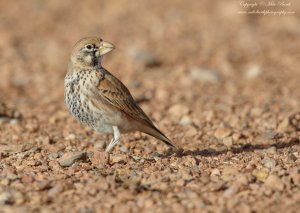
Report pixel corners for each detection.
[64,37,179,153]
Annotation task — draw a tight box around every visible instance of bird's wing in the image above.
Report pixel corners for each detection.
[93,69,178,149]
[95,70,154,126]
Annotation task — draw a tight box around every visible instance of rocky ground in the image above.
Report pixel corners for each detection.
[0,0,300,212]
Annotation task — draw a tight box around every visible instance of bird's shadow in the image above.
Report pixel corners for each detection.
[164,137,300,158]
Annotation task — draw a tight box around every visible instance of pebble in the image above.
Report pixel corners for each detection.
[179,115,192,126]
[252,169,269,181]
[94,140,107,149]
[214,128,232,139]
[34,180,50,191]
[250,107,263,117]
[25,122,39,133]
[189,68,219,83]
[119,145,128,153]
[168,104,190,119]
[155,89,169,102]
[223,185,239,197]
[0,144,26,154]
[262,157,276,169]
[236,174,249,186]
[203,110,215,122]
[185,127,198,137]
[288,152,297,161]
[48,184,63,197]
[277,118,290,132]
[211,169,221,176]
[89,150,109,165]
[111,154,127,164]
[58,151,85,167]
[0,191,12,205]
[4,169,19,181]
[289,112,300,130]
[265,146,277,154]
[264,174,284,191]
[223,137,233,148]
[64,134,76,141]
[244,65,261,79]
[21,175,34,184]
[48,152,59,160]
[263,131,278,140]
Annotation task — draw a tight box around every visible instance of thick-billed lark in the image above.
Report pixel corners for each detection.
[64,37,179,153]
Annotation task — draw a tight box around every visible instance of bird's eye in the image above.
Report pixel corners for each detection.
[85,44,93,50]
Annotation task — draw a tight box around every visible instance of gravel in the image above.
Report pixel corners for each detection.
[0,0,300,212]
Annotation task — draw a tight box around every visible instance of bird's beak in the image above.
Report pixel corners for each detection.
[99,41,115,56]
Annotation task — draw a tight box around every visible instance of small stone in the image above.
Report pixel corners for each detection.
[223,185,239,197]
[48,160,61,171]
[168,104,190,119]
[250,107,263,117]
[48,184,63,197]
[204,110,214,122]
[25,160,37,166]
[221,167,239,181]
[35,180,51,191]
[185,127,198,137]
[33,153,42,160]
[277,118,290,132]
[288,152,297,161]
[211,169,221,176]
[0,191,13,205]
[232,133,241,141]
[262,157,276,169]
[0,102,21,119]
[21,175,34,184]
[94,140,106,149]
[236,174,248,186]
[244,65,261,79]
[111,154,127,164]
[0,144,26,154]
[179,115,192,126]
[119,146,128,153]
[58,151,85,167]
[239,203,252,213]
[214,128,232,139]
[252,169,269,181]
[223,137,233,148]
[210,181,226,191]
[90,150,109,165]
[189,68,219,83]
[4,168,19,180]
[289,112,300,130]
[131,155,141,161]
[1,178,10,186]
[155,89,169,101]
[48,152,59,160]
[65,134,76,141]
[265,146,277,154]
[263,131,278,140]
[264,174,284,191]
[25,122,39,133]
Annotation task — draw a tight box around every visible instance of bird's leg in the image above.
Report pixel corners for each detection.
[105,126,121,153]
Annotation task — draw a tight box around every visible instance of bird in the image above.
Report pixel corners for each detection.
[64,37,179,153]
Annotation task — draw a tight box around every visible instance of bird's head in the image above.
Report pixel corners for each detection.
[70,37,115,67]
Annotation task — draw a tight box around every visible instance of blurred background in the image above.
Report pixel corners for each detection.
[1,1,300,211]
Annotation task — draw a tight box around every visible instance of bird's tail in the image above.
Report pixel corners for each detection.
[142,124,179,150]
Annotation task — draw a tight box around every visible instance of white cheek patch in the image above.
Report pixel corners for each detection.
[84,55,92,63]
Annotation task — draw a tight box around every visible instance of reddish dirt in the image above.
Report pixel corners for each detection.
[1,0,300,212]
